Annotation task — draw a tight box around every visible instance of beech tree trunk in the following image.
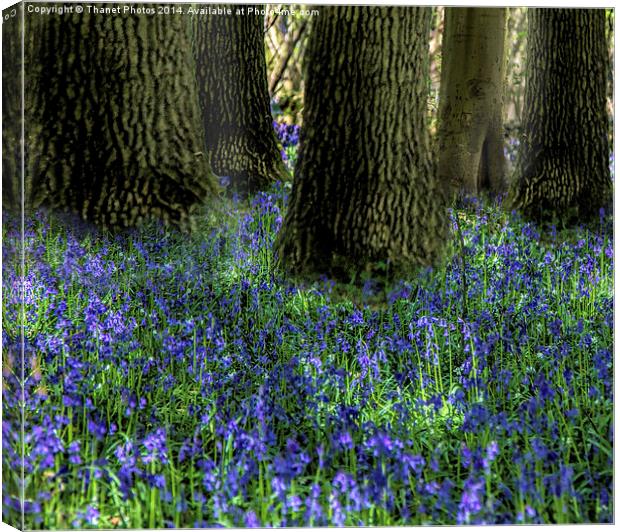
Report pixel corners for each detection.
[437,8,507,196]
[24,8,219,228]
[193,5,289,193]
[275,6,446,279]
[508,8,611,221]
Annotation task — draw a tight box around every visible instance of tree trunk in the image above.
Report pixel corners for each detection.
[437,8,507,196]
[193,4,289,194]
[275,6,447,279]
[508,8,611,221]
[24,7,219,229]
[2,3,23,211]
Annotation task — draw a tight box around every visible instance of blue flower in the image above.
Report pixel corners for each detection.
[77,505,100,526]
[483,441,499,471]
[457,477,485,524]
[142,428,169,465]
[244,510,260,527]
[67,440,82,465]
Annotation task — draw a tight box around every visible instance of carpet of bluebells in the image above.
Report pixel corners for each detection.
[2,124,613,528]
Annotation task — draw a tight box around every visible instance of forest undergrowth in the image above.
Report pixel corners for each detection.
[2,128,613,527]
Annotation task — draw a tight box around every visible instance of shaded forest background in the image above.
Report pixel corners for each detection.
[265,6,614,170]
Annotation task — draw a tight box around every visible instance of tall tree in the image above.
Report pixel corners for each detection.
[2,4,23,211]
[23,7,219,228]
[193,4,289,193]
[508,8,611,221]
[276,6,446,278]
[437,8,507,196]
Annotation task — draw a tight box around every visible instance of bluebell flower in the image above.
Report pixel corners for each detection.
[334,431,354,450]
[67,440,82,465]
[516,505,536,522]
[457,477,485,524]
[244,510,260,527]
[78,505,100,526]
[304,483,326,525]
[329,490,346,526]
[482,441,499,471]
[142,428,169,465]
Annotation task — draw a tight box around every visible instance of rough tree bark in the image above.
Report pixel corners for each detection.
[23,7,219,228]
[2,4,23,211]
[508,8,611,221]
[275,6,446,279]
[437,8,507,196]
[193,4,289,193]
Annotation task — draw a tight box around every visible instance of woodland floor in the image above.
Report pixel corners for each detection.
[2,182,613,527]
